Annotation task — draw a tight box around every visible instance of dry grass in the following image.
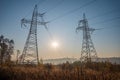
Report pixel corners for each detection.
[0,62,120,80]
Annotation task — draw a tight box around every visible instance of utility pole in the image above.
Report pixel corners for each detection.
[76,13,97,62]
[19,5,48,64]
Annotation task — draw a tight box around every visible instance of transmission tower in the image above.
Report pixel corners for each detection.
[19,5,48,64]
[76,13,97,62]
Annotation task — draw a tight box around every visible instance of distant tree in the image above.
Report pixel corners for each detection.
[16,50,20,64]
[39,58,43,64]
[60,61,73,70]
[0,35,14,64]
[44,63,54,71]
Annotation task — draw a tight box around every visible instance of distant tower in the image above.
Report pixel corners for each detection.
[76,13,97,62]
[19,5,48,64]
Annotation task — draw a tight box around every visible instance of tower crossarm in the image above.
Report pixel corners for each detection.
[76,26,83,33]
[21,18,31,27]
[21,18,49,27]
[37,12,46,17]
[88,28,103,34]
[88,28,95,34]
[21,18,31,24]
[76,19,86,33]
[37,21,49,25]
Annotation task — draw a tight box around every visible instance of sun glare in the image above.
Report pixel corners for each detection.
[51,41,59,48]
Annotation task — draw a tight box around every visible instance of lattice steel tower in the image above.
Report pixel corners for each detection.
[76,13,97,62]
[19,5,48,64]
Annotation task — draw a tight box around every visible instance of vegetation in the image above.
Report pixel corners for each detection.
[0,61,120,80]
[0,35,14,65]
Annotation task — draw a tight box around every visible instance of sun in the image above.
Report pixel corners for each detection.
[51,41,59,48]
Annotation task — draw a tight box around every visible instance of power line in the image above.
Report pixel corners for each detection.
[92,25,120,31]
[49,0,96,22]
[100,26,120,30]
[37,0,46,8]
[47,0,65,13]
[91,17,120,25]
[88,8,120,20]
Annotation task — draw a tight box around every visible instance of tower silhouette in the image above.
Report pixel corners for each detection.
[76,13,97,62]
[19,5,48,64]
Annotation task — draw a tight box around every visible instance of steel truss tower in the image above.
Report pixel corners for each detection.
[76,13,97,62]
[19,5,48,64]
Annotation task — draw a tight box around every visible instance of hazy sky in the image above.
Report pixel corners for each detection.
[0,0,120,59]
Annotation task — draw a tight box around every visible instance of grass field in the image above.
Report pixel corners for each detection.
[0,62,120,80]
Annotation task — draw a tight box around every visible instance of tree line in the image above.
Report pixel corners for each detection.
[0,35,14,64]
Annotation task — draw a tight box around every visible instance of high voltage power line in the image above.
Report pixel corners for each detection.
[23,0,96,22]
[37,0,46,6]
[91,17,120,25]
[23,0,120,26]
[49,0,97,22]
[46,0,65,13]
[26,1,120,33]
[21,0,120,36]
[89,16,120,30]
[88,8,120,20]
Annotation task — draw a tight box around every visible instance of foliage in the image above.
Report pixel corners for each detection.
[0,61,120,80]
[0,35,14,64]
